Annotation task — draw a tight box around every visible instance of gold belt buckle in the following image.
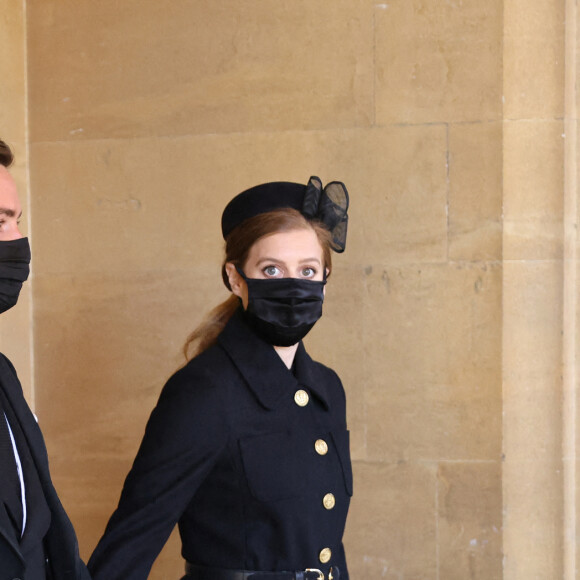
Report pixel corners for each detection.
[305,569,324,580]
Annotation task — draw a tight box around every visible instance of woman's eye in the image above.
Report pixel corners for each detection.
[301,267,316,278]
[263,266,280,277]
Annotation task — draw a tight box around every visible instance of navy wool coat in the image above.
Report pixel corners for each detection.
[88,309,352,580]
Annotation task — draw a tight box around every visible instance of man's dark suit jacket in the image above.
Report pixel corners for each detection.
[0,353,90,580]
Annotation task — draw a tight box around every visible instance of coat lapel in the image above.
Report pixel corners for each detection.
[0,355,51,555]
[218,308,331,410]
[0,500,24,564]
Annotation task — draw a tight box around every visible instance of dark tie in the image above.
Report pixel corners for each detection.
[0,397,24,535]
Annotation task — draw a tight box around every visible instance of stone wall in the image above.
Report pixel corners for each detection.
[0,0,32,400]
[0,1,577,578]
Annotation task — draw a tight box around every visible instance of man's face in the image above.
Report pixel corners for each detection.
[0,166,23,241]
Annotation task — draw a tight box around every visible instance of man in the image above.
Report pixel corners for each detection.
[0,139,89,579]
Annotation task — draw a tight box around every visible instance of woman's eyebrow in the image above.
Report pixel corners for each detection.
[298,257,322,265]
[255,257,286,266]
[255,257,321,265]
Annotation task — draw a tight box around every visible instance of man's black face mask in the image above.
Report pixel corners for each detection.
[0,237,30,313]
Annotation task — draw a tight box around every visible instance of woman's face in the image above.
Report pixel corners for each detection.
[226,227,325,308]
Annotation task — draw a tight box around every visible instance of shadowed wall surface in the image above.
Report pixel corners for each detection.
[0,1,32,399]
[1,0,579,578]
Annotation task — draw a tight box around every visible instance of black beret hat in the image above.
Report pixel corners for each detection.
[221,176,349,253]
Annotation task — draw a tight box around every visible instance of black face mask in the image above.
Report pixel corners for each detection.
[0,238,31,314]
[236,267,326,347]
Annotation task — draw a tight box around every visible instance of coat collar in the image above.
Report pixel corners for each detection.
[217,309,330,411]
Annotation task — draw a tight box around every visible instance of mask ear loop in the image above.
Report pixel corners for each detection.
[235,265,249,281]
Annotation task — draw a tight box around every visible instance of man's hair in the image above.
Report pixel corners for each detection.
[0,140,14,168]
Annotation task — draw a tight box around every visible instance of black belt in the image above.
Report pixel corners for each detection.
[184,562,340,580]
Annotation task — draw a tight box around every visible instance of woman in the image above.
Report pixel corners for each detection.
[88,176,352,580]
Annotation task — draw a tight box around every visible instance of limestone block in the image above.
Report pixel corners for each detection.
[342,125,448,265]
[503,262,562,462]
[503,0,565,119]
[343,460,436,580]
[503,120,565,260]
[249,124,448,267]
[502,260,564,578]
[33,269,227,456]
[29,138,234,276]
[438,462,502,580]
[575,460,580,580]
[375,0,502,124]
[364,262,502,462]
[0,1,26,139]
[47,454,134,561]
[502,457,563,578]
[448,122,503,261]
[577,121,580,256]
[29,125,447,277]
[502,261,563,384]
[29,134,323,275]
[577,262,580,434]
[27,0,374,141]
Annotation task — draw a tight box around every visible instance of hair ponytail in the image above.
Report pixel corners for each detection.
[183,295,239,360]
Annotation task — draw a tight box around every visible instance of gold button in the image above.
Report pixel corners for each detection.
[323,493,336,510]
[315,439,328,455]
[319,547,332,563]
[294,389,309,407]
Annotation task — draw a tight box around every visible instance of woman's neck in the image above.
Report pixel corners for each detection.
[273,343,299,369]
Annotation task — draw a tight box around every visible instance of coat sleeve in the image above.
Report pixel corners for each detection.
[88,364,229,580]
